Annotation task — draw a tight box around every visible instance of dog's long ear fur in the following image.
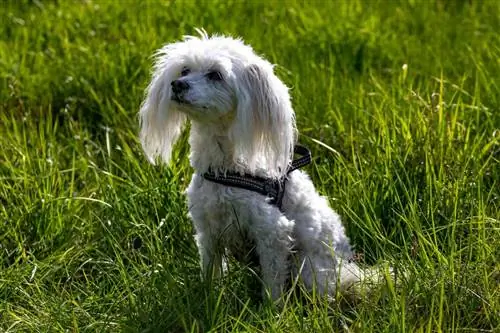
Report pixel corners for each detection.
[232,62,297,178]
[139,45,186,165]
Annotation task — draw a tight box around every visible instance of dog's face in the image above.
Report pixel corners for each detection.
[169,61,236,121]
[139,30,297,177]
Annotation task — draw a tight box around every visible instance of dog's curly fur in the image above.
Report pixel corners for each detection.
[139,30,366,301]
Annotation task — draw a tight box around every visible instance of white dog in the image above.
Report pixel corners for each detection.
[139,30,368,301]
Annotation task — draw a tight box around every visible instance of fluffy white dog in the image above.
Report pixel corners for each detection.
[139,30,367,301]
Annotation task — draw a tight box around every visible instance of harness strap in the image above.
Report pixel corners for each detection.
[289,145,312,173]
[202,145,312,211]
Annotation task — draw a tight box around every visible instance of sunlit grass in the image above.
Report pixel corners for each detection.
[0,1,498,331]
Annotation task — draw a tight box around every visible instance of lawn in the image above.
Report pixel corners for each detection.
[0,0,499,332]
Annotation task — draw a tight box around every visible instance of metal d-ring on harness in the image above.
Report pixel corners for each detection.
[202,145,312,211]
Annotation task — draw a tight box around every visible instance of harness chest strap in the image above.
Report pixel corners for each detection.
[202,145,312,210]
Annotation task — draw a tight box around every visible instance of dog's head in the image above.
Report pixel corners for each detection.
[139,29,296,178]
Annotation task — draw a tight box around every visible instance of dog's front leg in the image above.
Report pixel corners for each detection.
[251,213,295,301]
[195,231,224,280]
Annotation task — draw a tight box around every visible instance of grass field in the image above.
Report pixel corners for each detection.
[1,0,499,331]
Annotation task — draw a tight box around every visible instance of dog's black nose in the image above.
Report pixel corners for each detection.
[171,80,190,94]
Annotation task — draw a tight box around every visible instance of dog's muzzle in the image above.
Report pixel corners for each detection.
[171,79,190,94]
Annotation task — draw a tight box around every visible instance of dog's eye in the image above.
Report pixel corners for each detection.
[180,67,190,77]
[206,71,223,81]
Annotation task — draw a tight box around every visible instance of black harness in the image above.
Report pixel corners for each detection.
[202,145,312,210]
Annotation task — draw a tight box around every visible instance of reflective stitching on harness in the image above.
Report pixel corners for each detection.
[202,145,312,211]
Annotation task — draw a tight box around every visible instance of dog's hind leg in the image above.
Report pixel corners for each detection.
[288,198,359,297]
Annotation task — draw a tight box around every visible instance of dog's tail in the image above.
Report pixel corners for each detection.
[337,261,400,300]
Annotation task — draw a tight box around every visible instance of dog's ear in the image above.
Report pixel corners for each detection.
[231,62,297,178]
[139,45,187,165]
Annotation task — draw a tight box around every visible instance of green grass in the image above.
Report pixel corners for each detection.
[1,0,499,331]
